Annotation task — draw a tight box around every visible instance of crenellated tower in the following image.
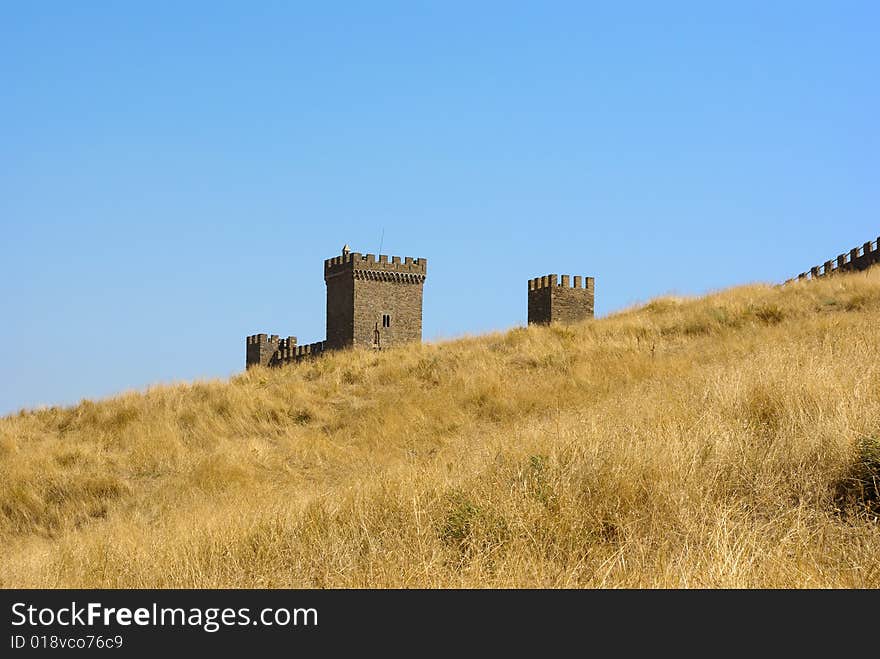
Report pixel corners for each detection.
[324,245,428,350]
[527,274,595,325]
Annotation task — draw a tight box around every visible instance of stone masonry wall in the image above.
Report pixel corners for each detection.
[353,277,424,349]
[246,334,294,369]
[786,236,880,283]
[528,274,595,325]
[527,287,552,326]
[325,271,354,350]
[246,334,326,369]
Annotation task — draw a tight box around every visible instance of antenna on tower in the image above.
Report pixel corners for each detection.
[377,228,385,256]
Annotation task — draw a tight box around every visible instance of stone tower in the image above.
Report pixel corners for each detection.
[527,274,595,325]
[324,246,428,350]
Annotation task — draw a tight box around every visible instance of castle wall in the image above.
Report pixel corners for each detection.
[246,334,326,368]
[246,334,276,368]
[246,334,297,369]
[353,277,424,349]
[275,340,326,364]
[527,287,552,325]
[788,237,880,282]
[325,272,354,350]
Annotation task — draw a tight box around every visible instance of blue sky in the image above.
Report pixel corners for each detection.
[2,2,878,414]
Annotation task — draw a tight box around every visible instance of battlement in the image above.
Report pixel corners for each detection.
[245,334,297,347]
[528,274,595,291]
[324,251,427,283]
[785,236,880,283]
[245,334,298,369]
[246,333,326,368]
[274,340,327,364]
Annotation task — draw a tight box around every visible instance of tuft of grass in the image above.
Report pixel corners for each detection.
[749,303,785,325]
[438,489,510,564]
[835,436,880,518]
[844,292,875,311]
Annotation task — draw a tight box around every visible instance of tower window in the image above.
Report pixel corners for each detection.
[382,314,391,328]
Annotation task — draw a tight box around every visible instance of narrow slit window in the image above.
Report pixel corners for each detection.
[382,314,391,328]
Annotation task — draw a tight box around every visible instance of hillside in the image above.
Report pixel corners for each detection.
[2,272,879,588]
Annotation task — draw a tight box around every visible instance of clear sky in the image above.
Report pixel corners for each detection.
[2,2,878,415]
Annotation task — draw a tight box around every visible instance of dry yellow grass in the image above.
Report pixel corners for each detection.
[2,271,879,588]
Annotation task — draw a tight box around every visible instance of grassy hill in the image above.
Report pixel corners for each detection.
[2,271,879,588]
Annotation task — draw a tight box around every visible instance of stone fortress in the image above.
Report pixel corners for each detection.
[246,245,430,369]
[247,233,878,369]
[246,244,593,369]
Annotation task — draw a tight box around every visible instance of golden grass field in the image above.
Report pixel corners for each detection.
[2,271,879,588]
